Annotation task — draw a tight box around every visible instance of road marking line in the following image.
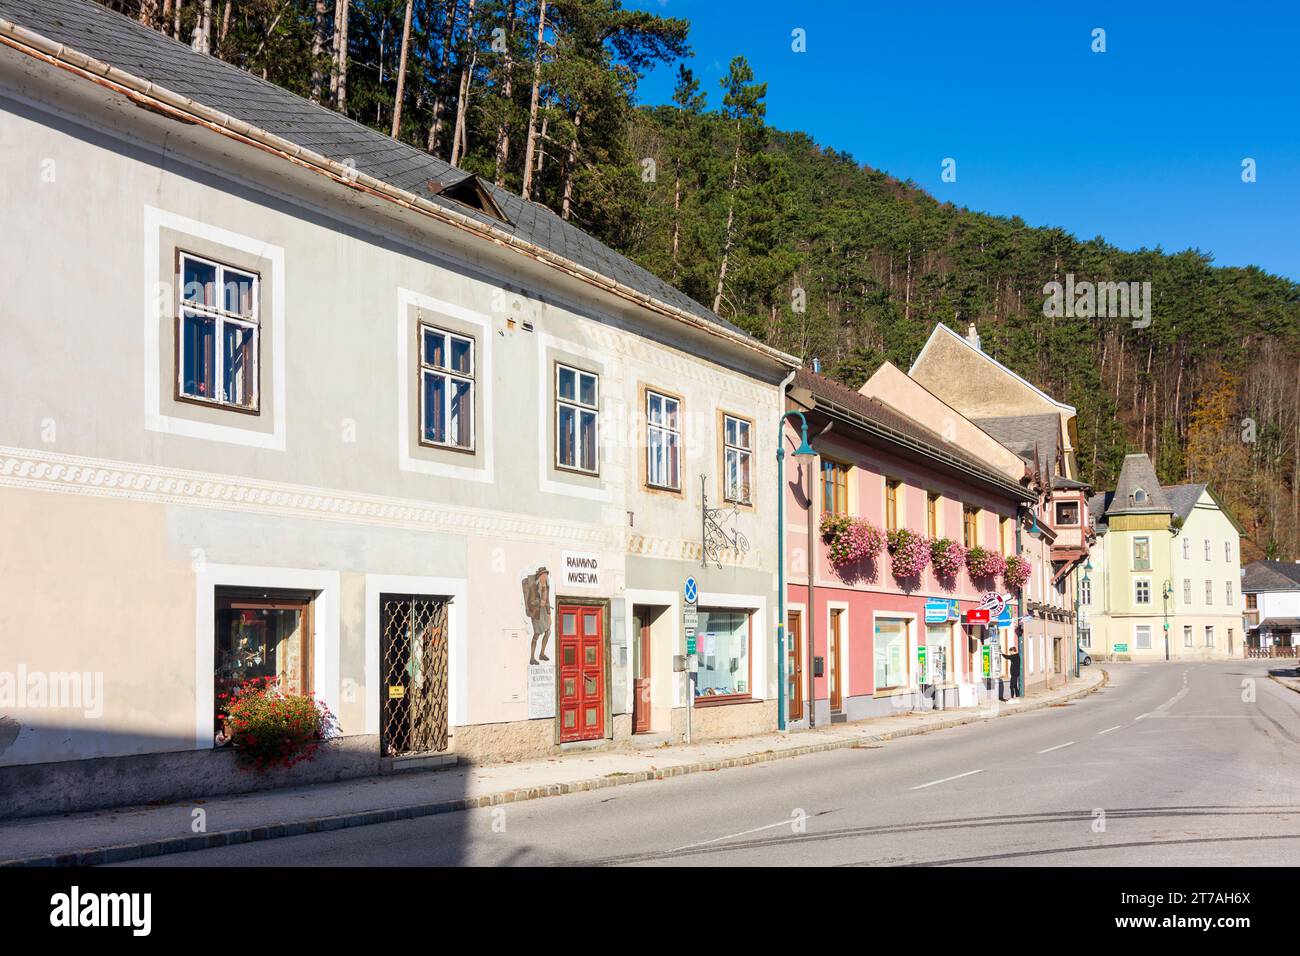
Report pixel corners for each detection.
[1038,741,1075,754]
[670,818,799,852]
[911,769,983,790]
[1135,712,1150,720]
[1097,725,1122,735]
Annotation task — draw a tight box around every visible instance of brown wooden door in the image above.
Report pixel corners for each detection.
[632,606,653,734]
[787,611,804,721]
[558,604,605,742]
[829,608,843,712]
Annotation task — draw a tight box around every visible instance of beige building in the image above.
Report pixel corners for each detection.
[0,2,797,817]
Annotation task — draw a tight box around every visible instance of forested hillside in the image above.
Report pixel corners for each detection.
[99,1,1300,560]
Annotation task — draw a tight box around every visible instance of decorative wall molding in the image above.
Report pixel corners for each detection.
[0,445,621,548]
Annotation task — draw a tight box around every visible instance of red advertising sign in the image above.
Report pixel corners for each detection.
[964,608,990,625]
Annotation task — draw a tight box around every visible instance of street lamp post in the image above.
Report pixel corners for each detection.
[776,411,817,733]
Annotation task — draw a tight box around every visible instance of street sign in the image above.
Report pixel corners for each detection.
[981,644,991,678]
[965,608,991,625]
[917,645,929,684]
[924,599,950,624]
[684,577,698,605]
[1114,642,1129,653]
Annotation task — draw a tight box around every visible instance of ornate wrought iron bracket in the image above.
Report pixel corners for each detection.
[701,474,750,568]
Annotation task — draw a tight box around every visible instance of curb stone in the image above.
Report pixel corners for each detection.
[0,670,1107,867]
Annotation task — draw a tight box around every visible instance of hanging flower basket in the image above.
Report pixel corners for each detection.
[221,677,337,772]
[820,512,885,567]
[1003,554,1031,592]
[886,527,930,578]
[965,545,1007,580]
[929,537,966,580]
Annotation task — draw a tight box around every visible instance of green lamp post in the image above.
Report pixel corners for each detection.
[777,411,817,732]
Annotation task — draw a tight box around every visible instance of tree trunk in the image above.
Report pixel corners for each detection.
[390,0,415,138]
[521,0,547,201]
[427,0,460,154]
[493,1,516,186]
[332,0,351,112]
[449,0,478,166]
[218,0,232,53]
[560,108,581,221]
[172,0,181,39]
[194,0,213,54]
[712,126,741,314]
[670,170,681,283]
[311,0,327,102]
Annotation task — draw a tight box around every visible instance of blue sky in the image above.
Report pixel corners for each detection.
[629,1,1300,281]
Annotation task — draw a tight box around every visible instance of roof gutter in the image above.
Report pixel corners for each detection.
[0,19,799,373]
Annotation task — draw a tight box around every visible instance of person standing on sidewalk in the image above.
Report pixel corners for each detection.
[1002,639,1022,699]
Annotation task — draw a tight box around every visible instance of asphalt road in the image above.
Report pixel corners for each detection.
[116,661,1300,866]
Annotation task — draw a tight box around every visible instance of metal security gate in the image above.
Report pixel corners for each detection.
[380,594,449,756]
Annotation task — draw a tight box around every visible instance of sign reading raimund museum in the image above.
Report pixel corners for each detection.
[561,551,601,588]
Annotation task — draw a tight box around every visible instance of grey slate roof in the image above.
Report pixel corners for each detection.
[971,413,1061,471]
[1242,560,1300,592]
[0,0,750,340]
[1087,492,1112,528]
[1163,483,1207,523]
[1105,454,1172,515]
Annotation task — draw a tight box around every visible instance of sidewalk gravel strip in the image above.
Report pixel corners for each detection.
[0,670,1107,867]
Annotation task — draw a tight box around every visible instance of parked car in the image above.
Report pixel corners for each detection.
[1078,646,1093,667]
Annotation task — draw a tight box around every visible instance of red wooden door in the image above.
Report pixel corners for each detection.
[558,604,605,742]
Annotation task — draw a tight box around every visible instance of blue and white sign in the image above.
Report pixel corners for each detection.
[684,577,698,605]
[925,599,950,624]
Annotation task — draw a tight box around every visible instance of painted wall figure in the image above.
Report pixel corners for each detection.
[523,568,552,665]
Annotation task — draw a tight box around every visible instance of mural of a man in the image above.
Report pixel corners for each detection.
[522,567,552,665]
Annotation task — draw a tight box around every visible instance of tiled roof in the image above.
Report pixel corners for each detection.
[971,413,1061,471]
[1242,560,1300,592]
[792,368,1028,498]
[1163,483,1207,523]
[0,0,752,341]
[1105,454,1172,515]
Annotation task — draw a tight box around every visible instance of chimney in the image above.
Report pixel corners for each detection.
[966,323,981,351]
[812,357,822,374]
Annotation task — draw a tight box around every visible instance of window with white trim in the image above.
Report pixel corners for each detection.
[1183,578,1192,605]
[419,325,474,450]
[1135,624,1152,650]
[1204,538,1212,561]
[1224,540,1232,562]
[178,252,259,410]
[556,363,599,474]
[1205,579,1213,605]
[1080,577,1091,606]
[1204,625,1215,648]
[645,389,681,490]
[1225,581,1233,606]
[1134,577,1151,605]
[1183,625,1193,648]
[1132,536,1151,571]
[1183,537,1191,560]
[723,415,752,504]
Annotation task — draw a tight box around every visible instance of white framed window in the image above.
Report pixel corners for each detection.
[178,252,259,411]
[1204,538,1212,561]
[1224,540,1232,562]
[1080,577,1091,606]
[1134,577,1152,605]
[1135,624,1152,650]
[1225,581,1233,606]
[1204,625,1215,648]
[1182,625,1193,647]
[645,389,681,490]
[1183,578,1192,605]
[1183,537,1191,560]
[723,414,753,504]
[556,363,599,474]
[419,325,474,450]
[1205,579,1214,605]
[1132,536,1151,571]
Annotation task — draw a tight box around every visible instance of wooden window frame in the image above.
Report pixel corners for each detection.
[873,616,910,693]
[721,411,754,507]
[417,323,476,453]
[554,362,600,476]
[175,250,261,415]
[1132,536,1152,571]
[926,492,941,539]
[1054,500,1080,527]
[822,459,849,516]
[884,478,901,532]
[962,505,979,549]
[643,386,683,493]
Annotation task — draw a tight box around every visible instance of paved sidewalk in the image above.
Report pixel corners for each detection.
[0,668,1105,866]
